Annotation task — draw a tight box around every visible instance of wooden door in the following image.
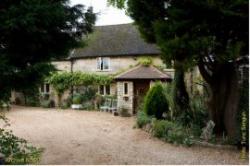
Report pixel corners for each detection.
[133,80,150,114]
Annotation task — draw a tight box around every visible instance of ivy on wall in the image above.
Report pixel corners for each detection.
[47,72,113,90]
[46,72,113,106]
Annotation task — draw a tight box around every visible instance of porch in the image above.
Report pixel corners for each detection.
[115,65,172,115]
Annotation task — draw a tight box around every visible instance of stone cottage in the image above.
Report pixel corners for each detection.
[54,23,174,114]
[12,23,174,114]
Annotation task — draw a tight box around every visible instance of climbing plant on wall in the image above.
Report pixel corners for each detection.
[47,72,113,106]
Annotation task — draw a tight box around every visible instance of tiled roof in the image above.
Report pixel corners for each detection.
[70,23,160,59]
[115,65,172,81]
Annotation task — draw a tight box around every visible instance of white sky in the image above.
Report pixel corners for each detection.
[70,0,133,26]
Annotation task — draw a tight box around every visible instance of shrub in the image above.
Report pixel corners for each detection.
[0,129,42,164]
[189,95,208,127]
[136,111,151,128]
[151,119,193,146]
[22,88,40,107]
[72,94,82,104]
[81,86,97,102]
[139,57,152,66]
[144,82,169,119]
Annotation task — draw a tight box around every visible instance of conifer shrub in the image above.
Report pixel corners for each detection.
[144,82,169,119]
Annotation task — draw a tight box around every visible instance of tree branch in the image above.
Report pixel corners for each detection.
[198,61,213,84]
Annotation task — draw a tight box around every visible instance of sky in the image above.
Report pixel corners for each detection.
[70,0,133,26]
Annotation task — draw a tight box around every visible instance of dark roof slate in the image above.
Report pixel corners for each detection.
[70,24,160,59]
[115,65,172,80]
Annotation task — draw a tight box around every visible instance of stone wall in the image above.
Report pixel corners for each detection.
[49,88,71,107]
[110,83,117,95]
[52,61,71,72]
[117,81,134,115]
[10,91,25,104]
[72,55,165,75]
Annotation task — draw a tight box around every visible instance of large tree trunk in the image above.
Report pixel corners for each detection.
[173,62,190,116]
[199,62,240,139]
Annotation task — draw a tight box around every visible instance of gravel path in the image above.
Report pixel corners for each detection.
[1,106,248,165]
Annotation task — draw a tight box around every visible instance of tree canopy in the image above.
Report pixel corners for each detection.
[0,0,96,101]
[109,0,249,139]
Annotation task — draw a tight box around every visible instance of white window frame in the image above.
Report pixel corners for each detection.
[40,83,50,94]
[98,84,111,96]
[97,57,110,71]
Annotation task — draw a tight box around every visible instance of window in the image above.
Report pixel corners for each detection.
[45,84,50,93]
[97,57,110,71]
[40,84,44,93]
[99,85,104,95]
[124,82,128,95]
[40,83,50,94]
[105,85,110,95]
[99,85,111,95]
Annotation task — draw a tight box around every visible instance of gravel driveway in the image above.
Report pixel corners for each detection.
[1,106,248,165]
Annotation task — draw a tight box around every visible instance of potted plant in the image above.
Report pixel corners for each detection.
[71,94,82,109]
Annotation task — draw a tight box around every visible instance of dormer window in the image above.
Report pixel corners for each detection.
[97,57,110,71]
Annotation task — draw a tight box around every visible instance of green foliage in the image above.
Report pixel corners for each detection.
[47,72,113,106]
[110,0,248,137]
[163,81,207,128]
[189,95,208,127]
[138,57,153,66]
[144,82,169,119]
[136,90,205,146]
[151,119,193,146]
[0,129,42,164]
[72,94,82,104]
[0,0,96,102]
[108,0,126,9]
[22,87,40,107]
[47,72,72,97]
[122,0,248,63]
[136,111,151,128]
[48,72,113,95]
[81,86,97,103]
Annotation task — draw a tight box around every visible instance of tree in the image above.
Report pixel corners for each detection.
[109,0,248,139]
[144,82,169,119]
[0,0,96,102]
[109,0,191,116]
